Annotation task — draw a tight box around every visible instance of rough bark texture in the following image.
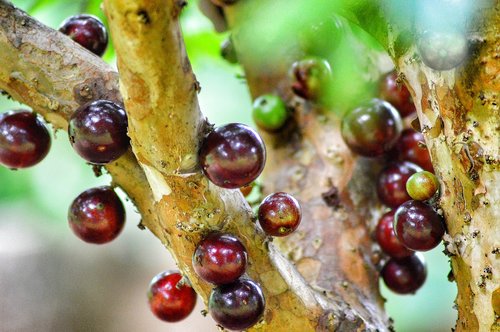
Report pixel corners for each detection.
[392,7,500,332]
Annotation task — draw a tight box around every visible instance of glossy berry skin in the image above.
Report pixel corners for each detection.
[298,16,344,58]
[381,253,427,294]
[341,99,403,157]
[379,70,416,117]
[199,123,266,189]
[193,233,247,285]
[0,110,51,169]
[375,210,413,259]
[394,200,445,251]
[258,192,301,237]
[392,129,434,172]
[68,100,129,165]
[68,186,125,244]
[377,161,422,208]
[59,15,108,56]
[406,171,439,201]
[252,94,288,132]
[291,57,332,101]
[209,279,265,330]
[148,271,197,322]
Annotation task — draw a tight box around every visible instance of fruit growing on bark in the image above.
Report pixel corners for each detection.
[381,253,427,294]
[68,100,129,165]
[193,233,247,285]
[252,94,288,132]
[0,110,51,169]
[376,210,414,259]
[406,171,440,201]
[148,271,197,322]
[341,99,403,157]
[394,200,445,251]
[209,279,265,330]
[258,192,302,237]
[68,186,125,244]
[379,70,416,117]
[59,14,108,56]
[199,123,266,189]
[377,161,422,208]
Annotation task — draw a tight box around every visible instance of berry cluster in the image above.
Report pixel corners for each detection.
[193,233,265,330]
[336,69,446,294]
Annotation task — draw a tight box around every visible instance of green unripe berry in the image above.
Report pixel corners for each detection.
[406,171,439,201]
[252,94,288,131]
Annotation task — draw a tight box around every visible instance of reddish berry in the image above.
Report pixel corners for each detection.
[0,110,51,169]
[193,233,247,285]
[199,123,266,189]
[341,99,403,157]
[68,100,129,165]
[376,210,414,259]
[377,161,422,208]
[209,279,265,330]
[406,171,440,201]
[148,271,197,322]
[379,70,416,117]
[394,200,445,251]
[291,57,332,102]
[381,253,427,294]
[392,129,434,172]
[258,192,301,237]
[68,186,125,244]
[59,14,108,56]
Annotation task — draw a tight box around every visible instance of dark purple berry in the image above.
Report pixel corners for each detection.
[379,70,416,117]
[381,253,427,294]
[341,99,403,157]
[394,200,445,251]
[209,279,265,330]
[375,210,414,259]
[258,192,301,237]
[392,129,434,172]
[199,123,266,189]
[0,110,51,169]
[68,186,125,244]
[377,161,422,208]
[148,271,197,322]
[291,57,332,101]
[193,233,247,285]
[59,14,108,56]
[68,100,129,165]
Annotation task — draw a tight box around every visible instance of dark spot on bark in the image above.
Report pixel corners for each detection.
[137,10,150,24]
[322,186,341,209]
[92,164,103,177]
[193,80,201,93]
[447,269,455,282]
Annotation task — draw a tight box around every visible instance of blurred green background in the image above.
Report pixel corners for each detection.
[0,0,456,331]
